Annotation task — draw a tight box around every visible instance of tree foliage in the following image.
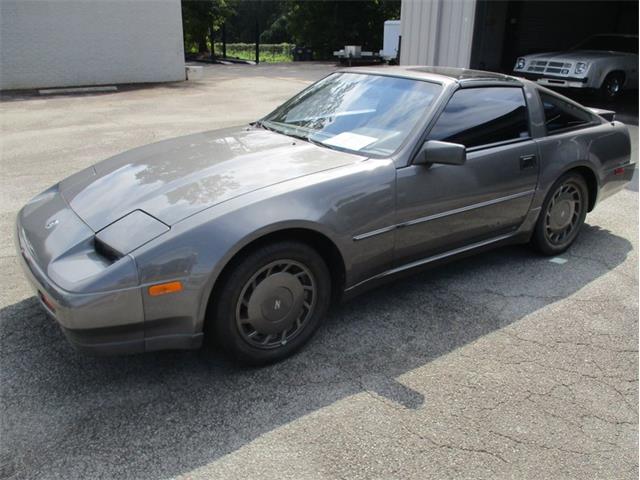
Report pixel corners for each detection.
[224,1,290,43]
[286,0,401,58]
[181,0,401,58]
[181,0,234,53]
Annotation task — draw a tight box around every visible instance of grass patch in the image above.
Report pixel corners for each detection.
[212,43,293,63]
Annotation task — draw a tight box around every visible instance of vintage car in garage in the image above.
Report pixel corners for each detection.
[16,67,635,364]
[513,34,638,97]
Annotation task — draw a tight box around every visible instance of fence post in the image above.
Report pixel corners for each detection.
[210,25,215,59]
[222,23,227,59]
[255,21,260,64]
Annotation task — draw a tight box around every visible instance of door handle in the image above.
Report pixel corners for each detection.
[520,154,537,170]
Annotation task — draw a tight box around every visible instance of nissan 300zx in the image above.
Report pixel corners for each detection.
[16,67,635,364]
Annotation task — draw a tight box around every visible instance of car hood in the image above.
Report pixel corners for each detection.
[60,126,363,231]
[525,50,630,62]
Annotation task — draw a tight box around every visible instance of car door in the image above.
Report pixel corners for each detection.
[394,85,539,266]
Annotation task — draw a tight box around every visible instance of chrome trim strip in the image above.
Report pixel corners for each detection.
[465,136,532,153]
[352,189,535,241]
[346,232,516,292]
[401,189,535,228]
[352,225,396,241]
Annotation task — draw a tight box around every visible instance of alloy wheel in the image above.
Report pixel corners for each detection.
[235,259,316,349]
[544,181,583,246]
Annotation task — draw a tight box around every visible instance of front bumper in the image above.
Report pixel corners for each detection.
[15,220,146,355]
[515,72,591,89]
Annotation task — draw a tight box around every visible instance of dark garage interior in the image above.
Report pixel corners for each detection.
[471,0,639,72]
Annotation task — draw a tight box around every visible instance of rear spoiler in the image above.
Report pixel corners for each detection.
[587,107,615,122]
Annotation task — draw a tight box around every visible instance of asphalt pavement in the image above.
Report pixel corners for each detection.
[0,63,637,479]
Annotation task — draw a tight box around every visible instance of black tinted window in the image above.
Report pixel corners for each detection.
[429,87,529,148]
[540,92,595,134]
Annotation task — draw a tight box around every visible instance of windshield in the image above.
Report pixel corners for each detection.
[261,72,442,156]
[574,35,638,54]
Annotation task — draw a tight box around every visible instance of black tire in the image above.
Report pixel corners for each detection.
[207,241,331,365]
[531,172,588,256]
[600,72,625,99]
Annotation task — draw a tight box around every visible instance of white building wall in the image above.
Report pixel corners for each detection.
[0,0,185,90]
[400,0,477,67]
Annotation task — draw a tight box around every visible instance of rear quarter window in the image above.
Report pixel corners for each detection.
[428,87,530,149]
[539,92,597,134]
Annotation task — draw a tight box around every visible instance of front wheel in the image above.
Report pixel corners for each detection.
[600,72,625,99]
[207,241,331,365]
[531,172,588,256]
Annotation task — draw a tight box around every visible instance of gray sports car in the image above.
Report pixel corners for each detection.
[16,66,635,364]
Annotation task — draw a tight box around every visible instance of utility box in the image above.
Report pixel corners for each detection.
[380,20,401,60]
[293,47,313,61]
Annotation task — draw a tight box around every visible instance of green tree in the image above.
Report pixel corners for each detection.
[181,0,234,53]
[181,0,400,58]
[223,1,288,43]
[286,0,401,58]
[260,12,290,43]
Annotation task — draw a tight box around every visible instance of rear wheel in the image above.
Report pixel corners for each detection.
[531,172,588,256]
[207,241,331,365]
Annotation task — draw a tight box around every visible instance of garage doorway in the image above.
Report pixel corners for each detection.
[470,0,638,73]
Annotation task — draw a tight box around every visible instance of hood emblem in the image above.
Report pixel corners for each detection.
[45,219,59,230]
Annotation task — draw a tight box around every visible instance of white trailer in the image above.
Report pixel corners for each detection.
[380,20,401,61]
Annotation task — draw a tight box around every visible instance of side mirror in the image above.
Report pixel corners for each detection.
[413,140,466,166]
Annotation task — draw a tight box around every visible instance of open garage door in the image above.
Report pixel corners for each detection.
[471,0,638,73]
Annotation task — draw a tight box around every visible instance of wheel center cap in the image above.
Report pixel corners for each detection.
[261,287,293,322]
[550,199,574,230]
[245,272,305,335]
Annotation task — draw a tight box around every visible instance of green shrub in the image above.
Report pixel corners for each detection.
[212,43,293,62]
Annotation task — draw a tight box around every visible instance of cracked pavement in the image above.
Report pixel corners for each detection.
[1,63,638,479]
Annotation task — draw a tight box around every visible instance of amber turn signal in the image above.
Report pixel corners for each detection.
[148,281,183,296]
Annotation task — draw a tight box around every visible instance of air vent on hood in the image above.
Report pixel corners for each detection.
[94,236,122,263]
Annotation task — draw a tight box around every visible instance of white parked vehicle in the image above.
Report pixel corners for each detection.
[513,34,638,98]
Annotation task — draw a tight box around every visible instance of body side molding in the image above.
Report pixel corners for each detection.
[353,189,536,241]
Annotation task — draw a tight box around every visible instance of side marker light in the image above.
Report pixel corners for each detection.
[149,281,183,296]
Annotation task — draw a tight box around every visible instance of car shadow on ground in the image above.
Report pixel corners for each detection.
[0,224,632,479]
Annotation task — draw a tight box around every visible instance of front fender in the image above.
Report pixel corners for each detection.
[590,60,628,88]
[131,158,397,336]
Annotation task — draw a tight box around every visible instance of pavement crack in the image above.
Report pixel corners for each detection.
[400,424,509,464]
[488,430,613,457]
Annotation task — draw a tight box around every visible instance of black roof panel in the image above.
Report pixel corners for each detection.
[408,66,520,83]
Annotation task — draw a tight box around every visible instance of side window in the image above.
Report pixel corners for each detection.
[428,87,529,149]
[540,92,595,134]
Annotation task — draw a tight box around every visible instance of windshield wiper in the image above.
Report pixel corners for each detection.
[258,121,338,152]
[287,131,335,150]
[304,136,326,148]
[254,120,274,132]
